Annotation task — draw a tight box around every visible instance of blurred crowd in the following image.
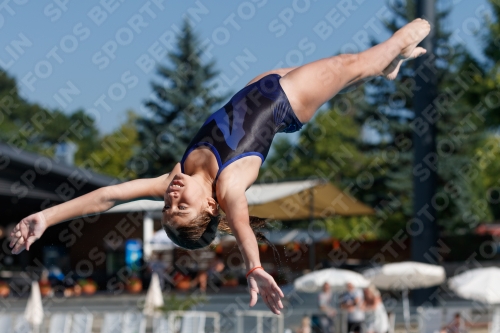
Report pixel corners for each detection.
[302,282,389,333]
[294,282,476,333]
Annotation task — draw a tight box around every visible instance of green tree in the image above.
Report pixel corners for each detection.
[0,69,143,179]
[262,1,492,238]
[0,70,50,151]
[261,105,366,185]
[476,135,500,220]
[43,109,101,160]
[136,19,228,177]
[0,70,101,159]
[90,111,141,179]
[260,103,375,239]
[478,0,500,126]
[344,0,490,236]
[0,70,23,140]
[473,0,500,220]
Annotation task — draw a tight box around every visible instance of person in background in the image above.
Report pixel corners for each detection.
[363,285,389,333]
[192,254,225,293]
[440,312,466,333]
[297,316,312,333]
[147,252,168,290]
[341,282,365,333]
[318,282,336,333]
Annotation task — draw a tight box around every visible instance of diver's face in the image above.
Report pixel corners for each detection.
[162,173,207,227]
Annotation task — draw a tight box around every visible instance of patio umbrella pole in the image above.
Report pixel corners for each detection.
[403,288,410,333]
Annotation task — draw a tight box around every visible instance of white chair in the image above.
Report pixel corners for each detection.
[71,313,93,333]
[101,313,123,333]
[153,316,170,333]
[490,308,500,333]
[418,307,443,333]
[180,312,206,333]
[14,315,31,333]
[0,313,13,333]
[49,313,72,333]
[122,312,146,333]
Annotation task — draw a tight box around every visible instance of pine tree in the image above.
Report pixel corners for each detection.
[473,0,500,220]
[345,0,489,236]
[136,19,227,177]
[480,0,500,125]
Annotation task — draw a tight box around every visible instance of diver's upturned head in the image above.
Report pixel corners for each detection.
[163,212,220,250]
[162,173,219,250]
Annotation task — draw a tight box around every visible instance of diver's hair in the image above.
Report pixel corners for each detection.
[169,211,269,248]
[217,213,269,243]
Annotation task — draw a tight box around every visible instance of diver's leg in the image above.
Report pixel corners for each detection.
[280,18,430,123]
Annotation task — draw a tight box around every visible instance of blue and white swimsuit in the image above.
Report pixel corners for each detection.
[180,74,303,182]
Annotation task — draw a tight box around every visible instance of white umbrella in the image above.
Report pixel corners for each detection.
[24,281,44,332]
[143,273,164,317]
[150,229,176,248]
[364,262,446,333]
[364,261,446,290]
[448,267,500,304]
[294,268,370,293]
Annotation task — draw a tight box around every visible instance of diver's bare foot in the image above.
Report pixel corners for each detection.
[396,18,430,59]
[383,47,426,80]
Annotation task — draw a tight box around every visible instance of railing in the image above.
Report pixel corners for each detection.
[235,310,284,333]
[168,310,221,333]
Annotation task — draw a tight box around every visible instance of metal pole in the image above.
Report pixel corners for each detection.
[309,189,315,271]
[278,314,284,333]
[411,0,438,307]
[257,313,263,333]
[143,211,154,260]
[215,313,220,333]
[402,288,411,333]
[236,311,243,333]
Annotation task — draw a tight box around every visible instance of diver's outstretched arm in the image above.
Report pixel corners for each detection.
[9,163,181,254]
[219,189,284,315]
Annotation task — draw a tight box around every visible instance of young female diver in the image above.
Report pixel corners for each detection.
[10,19,430,315]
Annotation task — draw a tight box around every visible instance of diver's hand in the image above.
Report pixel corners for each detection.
[9,212,47,254]
[247,268,284,315]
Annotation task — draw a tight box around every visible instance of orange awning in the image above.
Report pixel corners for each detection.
[246,179,374,220]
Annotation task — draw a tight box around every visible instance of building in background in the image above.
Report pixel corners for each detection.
[0,143,133,292]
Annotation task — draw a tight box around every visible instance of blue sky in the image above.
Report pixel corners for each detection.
[0,0,493,134]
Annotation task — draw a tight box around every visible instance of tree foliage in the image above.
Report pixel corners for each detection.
[0,70,139,179]
[261,104,365,185]
[0,70,101,157]
[343,0,491,236]
[260,102,374,239]
[89,111,141,179]
[474,0,500,221]
[136,19,228,177]
[262,0,495,238]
